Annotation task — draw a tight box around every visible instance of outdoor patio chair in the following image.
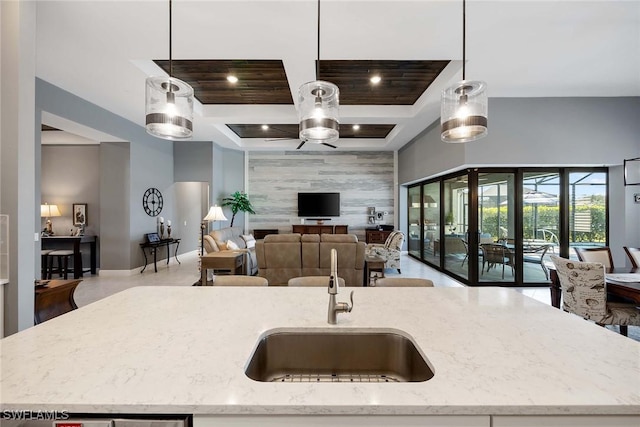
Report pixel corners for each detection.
[481,243,514,279]
[523,244,551,280]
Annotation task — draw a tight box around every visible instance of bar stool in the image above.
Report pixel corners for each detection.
[41,249,53,279]
[47,250,76,279]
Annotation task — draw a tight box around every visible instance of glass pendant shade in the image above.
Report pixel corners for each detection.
[298,80,340,144]
[145,76,194,140]
[441,80,488,143]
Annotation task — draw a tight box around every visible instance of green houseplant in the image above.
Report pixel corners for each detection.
[445,211,454,225]
[221,191,256,227]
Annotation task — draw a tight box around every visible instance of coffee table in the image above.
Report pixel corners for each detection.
[364,255,385,286]
[200,251,246,284]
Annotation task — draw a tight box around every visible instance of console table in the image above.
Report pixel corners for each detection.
[139,238,181,273]
[292,224,348,234]
[41,235,97,279]
[34,279,81,324]
[365,228,393,244]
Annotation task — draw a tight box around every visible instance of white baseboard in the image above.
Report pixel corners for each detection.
[99,250,199,276]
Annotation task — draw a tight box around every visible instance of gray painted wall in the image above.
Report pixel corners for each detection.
[398,97,640,184]
[100,142,130,270]
[248,151,395,242]
[1,0,37,335]
[397,97,640,267]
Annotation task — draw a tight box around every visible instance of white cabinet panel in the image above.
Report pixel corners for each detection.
[195,415,490,427]
[492,415,640,427]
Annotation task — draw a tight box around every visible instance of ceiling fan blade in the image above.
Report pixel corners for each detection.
[321,142,337,149]
[265,137,298,141]
[296,140,306,150]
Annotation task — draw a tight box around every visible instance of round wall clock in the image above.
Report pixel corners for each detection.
[143,187,163,217]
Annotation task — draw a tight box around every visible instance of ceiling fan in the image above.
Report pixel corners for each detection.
[264,126,337,150]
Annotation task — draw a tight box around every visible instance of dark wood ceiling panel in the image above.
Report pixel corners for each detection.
[154,59,294,105]
[227,124,394,139]
[319,60,450,105]
[41,125,60,131]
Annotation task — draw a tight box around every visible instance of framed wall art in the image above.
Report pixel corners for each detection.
[73,203,87,226]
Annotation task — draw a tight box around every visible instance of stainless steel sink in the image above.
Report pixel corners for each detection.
[245,329,434,382]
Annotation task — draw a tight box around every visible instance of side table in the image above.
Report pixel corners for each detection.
[200,251,246,285]
[364,255,385,286]
[34,279,82,324]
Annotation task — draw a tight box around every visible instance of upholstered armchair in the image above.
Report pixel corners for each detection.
[550,255,640,336]
[365,230,405,273]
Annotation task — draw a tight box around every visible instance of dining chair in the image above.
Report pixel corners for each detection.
[575,247,614,269]
[480,243,514,279]
[373,277,434,287]
[623,246,640,268]
[550,255,640,336]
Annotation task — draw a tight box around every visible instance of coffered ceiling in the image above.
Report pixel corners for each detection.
[36,1,640,151]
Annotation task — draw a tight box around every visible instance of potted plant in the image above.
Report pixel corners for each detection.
[221,191,256,227]
[445,211,454,225]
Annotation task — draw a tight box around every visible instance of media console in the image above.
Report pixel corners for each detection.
[292,224,348,235]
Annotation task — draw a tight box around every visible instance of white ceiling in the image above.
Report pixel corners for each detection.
[36,0,640,150]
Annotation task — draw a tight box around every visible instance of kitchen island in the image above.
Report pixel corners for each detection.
[1,286,639,426]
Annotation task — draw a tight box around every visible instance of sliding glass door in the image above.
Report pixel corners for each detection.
[407,167,608,286]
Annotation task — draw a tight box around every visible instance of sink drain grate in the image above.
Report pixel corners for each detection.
[271,373,401,382]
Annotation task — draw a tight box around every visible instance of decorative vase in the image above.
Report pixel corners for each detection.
[160,223,165,239]
[167,225,172,238]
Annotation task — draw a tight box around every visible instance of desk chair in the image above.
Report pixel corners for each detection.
[550,256,640,336]
[575,247,614,269]
[623,247,640,268]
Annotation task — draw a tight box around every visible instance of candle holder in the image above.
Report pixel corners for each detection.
[167,225,172,238]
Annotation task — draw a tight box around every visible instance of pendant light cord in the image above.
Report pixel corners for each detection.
[169,0,173,78]
[462,0,466,81]
[316,0,321,81]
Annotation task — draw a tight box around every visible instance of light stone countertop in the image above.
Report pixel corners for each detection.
[1,286,639,415]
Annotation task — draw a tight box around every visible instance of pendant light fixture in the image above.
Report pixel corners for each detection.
[298,0,340,145]
[145,0,194,140]
[441,0,487,143]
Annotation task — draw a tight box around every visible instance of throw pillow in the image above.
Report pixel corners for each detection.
[242,234,256,249]
[226,240,239,250]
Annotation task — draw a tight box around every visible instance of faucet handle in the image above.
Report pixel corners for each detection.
[347,290,354,312]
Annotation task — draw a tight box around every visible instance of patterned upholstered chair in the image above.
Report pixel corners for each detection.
[365,230,405,274]
[550,255,640,336]
[575,247,614,268]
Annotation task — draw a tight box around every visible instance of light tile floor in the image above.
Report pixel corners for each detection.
[74,251,638,341]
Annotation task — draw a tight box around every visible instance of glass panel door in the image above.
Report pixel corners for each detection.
[443,174,469,280]
[408,185,422,259]
[523,172,559,283]
[478,172,516,283]
[569,171,608,260]
[422,182,440,265]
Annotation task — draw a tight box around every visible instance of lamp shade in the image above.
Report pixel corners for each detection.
[145,76,194,140]
[441,80,488,143]
[298,80,340,144]
[203,206,228,222]
[40,204,61,218]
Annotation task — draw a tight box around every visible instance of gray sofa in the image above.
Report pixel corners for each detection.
[255,233,366,286]
[203,226,258,275]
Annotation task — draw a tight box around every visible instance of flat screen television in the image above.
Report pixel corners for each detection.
[298,192,340,217]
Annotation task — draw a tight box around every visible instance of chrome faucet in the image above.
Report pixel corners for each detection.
[328,248,354,324]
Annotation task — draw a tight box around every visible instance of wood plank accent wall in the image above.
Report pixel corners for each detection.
[248,151,394,242]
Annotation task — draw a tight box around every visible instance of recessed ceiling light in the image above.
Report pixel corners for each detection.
[227,75,238,83]
[261,125,269,130]
[370,75,382,84]
[352,124,360,131]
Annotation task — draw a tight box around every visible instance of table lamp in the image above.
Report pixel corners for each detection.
[200,205,228,285]
[40,203,61,235]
